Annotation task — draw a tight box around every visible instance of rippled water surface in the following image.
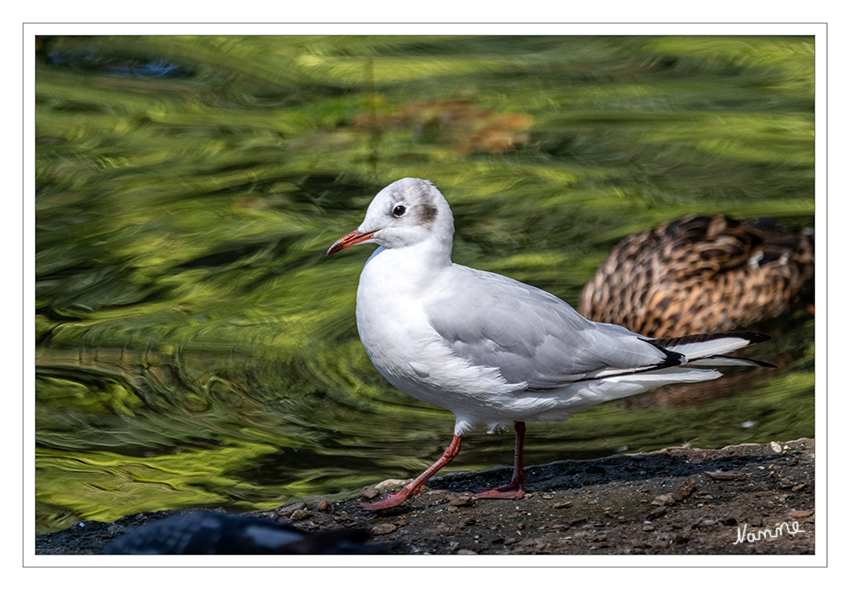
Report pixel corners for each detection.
[35,35,815,533]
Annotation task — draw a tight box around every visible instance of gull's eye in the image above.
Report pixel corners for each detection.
[392,204,406,217]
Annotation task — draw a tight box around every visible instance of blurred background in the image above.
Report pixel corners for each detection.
[34,35,814,534]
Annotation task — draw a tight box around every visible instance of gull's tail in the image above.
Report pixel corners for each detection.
[648,332,775,368]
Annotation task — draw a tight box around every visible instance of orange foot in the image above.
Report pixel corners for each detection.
[360,434,463,511]
[474,480,525,500]
[474,421,529,500]
[359,490,416,511]
[475,485,525,500]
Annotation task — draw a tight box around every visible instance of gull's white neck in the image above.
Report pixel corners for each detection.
[360,234,453,297]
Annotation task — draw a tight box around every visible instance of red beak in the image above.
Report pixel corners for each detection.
[326,229,377,256]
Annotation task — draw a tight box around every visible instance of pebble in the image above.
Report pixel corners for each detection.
[647,506,667,519]
[290,509,312,522]
[378,478,413,490]
[789,510,814,519]
[372,523,397,535]
[652,493,674,506]
[672,477,697,500]
[449,494,475,507]
[361,487,381,500]
[276,502,306,517]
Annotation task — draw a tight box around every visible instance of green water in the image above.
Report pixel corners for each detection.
[35,35,815,534]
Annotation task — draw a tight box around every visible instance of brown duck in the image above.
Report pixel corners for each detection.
[579,215,814,338]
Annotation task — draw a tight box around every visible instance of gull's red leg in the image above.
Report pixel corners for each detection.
[360,434,462,511]
[475,421,528,500]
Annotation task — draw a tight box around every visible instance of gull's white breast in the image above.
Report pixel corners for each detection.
[354,246,525,429]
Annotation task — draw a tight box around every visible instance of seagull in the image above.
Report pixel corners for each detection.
[327,178,772,511]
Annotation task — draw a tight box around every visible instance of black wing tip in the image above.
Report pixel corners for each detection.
[643,338,687,367]
[741,332,771,344]
[750,358,777,368]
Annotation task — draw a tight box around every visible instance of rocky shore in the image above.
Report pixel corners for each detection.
[36,438,814,555]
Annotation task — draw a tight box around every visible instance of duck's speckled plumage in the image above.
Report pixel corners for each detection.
[579,215,814,338]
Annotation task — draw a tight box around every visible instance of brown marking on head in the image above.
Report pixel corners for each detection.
[416,203,439,226]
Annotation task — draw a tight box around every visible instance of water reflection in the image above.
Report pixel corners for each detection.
[35,35,814,533]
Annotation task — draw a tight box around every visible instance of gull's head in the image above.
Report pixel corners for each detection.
[327,178,454,255]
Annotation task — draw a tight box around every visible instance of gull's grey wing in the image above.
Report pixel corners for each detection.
[425,266,679,390]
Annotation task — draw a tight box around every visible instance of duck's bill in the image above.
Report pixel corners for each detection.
[326,230,378,255]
